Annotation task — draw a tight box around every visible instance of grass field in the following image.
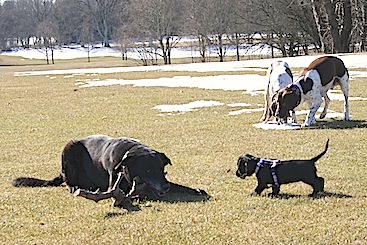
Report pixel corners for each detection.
[1,55,367,244]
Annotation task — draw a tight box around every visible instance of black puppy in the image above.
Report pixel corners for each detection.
[236,139,329,196]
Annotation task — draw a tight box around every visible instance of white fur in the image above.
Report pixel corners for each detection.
[261,61,293,123]
[295,69,349,126]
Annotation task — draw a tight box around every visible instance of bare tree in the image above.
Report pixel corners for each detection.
[208,0,237,62]
[126,0,185,65]
[21,0,58,64]
[25,0,54,23]
[0,0,363,59]
[325,0,352,53]
[0,1,17,49]
[54,0,85,44]
[79,22,95,62]
[361,0,367,50]
[185,0,212,62]
[308,0,353,53]
[36,20,59,64]
[0,0,40,49]
[76,0,124,47]
[113,27,131,61]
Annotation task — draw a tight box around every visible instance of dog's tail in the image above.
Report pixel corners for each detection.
[12,173,65,187]
[310,139,329,163]
[260,66,272,123]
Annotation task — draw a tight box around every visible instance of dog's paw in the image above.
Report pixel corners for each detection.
[250,192,260,196]
[267,193,276,198]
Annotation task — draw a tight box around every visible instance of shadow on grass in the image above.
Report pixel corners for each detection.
[104,211,134,219]
[143,182,211,203]
[309,119,367,129]
[273,191,353,199]
[313,191,353,199]
[104,182,211,217]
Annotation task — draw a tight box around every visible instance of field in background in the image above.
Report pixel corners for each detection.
[1,55,367,244]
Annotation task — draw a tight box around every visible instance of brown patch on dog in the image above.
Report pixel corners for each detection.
[298,56,347,86]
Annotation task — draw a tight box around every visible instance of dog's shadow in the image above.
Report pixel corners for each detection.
[143,182,211,203]
[309,119,367,129]
[104,182,211,216]
[313,191,353,199]
[273,191,352,199]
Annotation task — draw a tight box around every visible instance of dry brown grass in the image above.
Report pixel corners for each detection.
[1,55,367,244]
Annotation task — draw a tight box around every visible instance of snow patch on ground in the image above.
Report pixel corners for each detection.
[154,100,224,114]
[4,48,367,130]
[253,122,302,130]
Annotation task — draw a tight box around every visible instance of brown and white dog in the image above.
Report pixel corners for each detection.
[260,61,294,123]
[272,56,349,126]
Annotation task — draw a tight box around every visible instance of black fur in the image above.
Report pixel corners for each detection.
[299,77,314,94]
[236,139,329,196]
[285,67,293,80]
[12,135,207,201]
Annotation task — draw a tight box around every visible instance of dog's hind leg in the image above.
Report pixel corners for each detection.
[315,177,324,192]
[339,74,350,121]
[303,177,324,196]
[261,80,271,122]
[319,92,330,119]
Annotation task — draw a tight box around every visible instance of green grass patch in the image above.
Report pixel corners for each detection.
[1,59,367,244]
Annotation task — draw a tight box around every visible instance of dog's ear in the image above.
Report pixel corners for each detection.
[244,154,259,162]
[270,101,277,116]
[281,87,293,96]
[158,152,172,166]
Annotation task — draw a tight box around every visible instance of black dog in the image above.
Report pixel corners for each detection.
[236,139,329,196]
[13,135,207,207]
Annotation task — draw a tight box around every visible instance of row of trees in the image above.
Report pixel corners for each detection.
[0,0,366,64]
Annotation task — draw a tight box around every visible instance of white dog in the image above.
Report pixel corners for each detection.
[260,61,294,123]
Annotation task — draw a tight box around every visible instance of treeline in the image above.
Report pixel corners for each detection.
[0,0,365,64]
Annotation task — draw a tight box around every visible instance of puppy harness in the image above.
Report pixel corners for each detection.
[255,158,282,187]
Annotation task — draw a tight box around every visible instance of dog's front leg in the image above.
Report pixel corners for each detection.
[291,110,297,123]
[252,183,267,196]
[304,99,322,126]
[270,185,280,196]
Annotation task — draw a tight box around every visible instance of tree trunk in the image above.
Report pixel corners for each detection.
[362,1,367,51]
[235,33,240,61]
[324,0,352,53]
[166,37,171,65]
[311,0,325,53]
[340,0,352,52]
[218,34,224,62]
[51,47,54,64]
[159,38,168,65]
[45,46,49,65]
[198,35,206,62]
[103,18,110,47]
